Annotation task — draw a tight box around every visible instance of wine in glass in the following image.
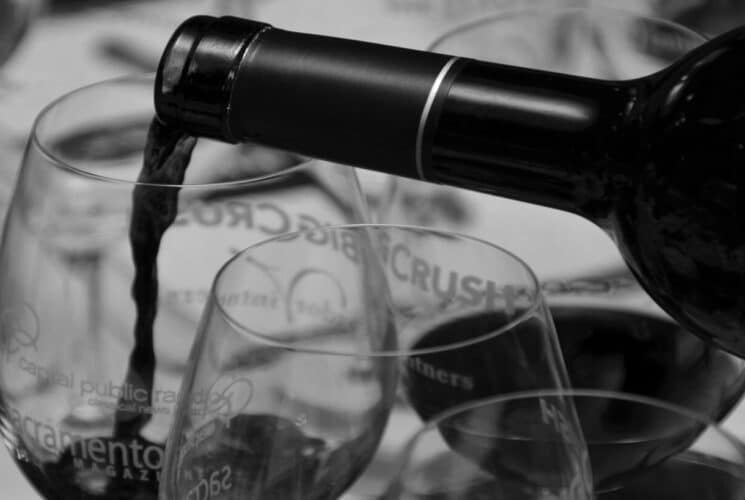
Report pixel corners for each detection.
[383,389,745,499]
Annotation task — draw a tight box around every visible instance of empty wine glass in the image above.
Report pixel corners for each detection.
[167,224,588,498]
[0,74,370,498]
[384,389,745,499]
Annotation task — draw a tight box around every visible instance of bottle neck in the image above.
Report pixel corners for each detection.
[425,61,641,220]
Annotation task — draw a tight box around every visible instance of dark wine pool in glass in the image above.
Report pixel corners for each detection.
[404,306,745,489]
[175,414,382,500]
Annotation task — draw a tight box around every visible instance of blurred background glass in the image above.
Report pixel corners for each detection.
[0,0,43,223]
[651,0,745,36]
[214,0,529,47]
[0,0,41,74]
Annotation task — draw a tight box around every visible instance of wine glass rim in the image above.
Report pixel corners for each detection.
[29,73,315,188]
[428,4,708,53]
[210,223,546,358]
[408,388,745,449]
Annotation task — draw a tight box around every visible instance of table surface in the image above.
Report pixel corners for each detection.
[1,0,744,497]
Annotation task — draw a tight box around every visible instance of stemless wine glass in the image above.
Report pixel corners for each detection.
[384,389,745,499]
[162,224,589,499]
[0,74,370,498]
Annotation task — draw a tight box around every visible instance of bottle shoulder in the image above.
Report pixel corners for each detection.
[641,27,745,137]
[608,33,745,355]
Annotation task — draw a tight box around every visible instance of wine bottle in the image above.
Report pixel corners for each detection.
[154,15,745,357]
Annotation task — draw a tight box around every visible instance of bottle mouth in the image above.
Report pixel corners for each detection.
[154,15,270,142]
